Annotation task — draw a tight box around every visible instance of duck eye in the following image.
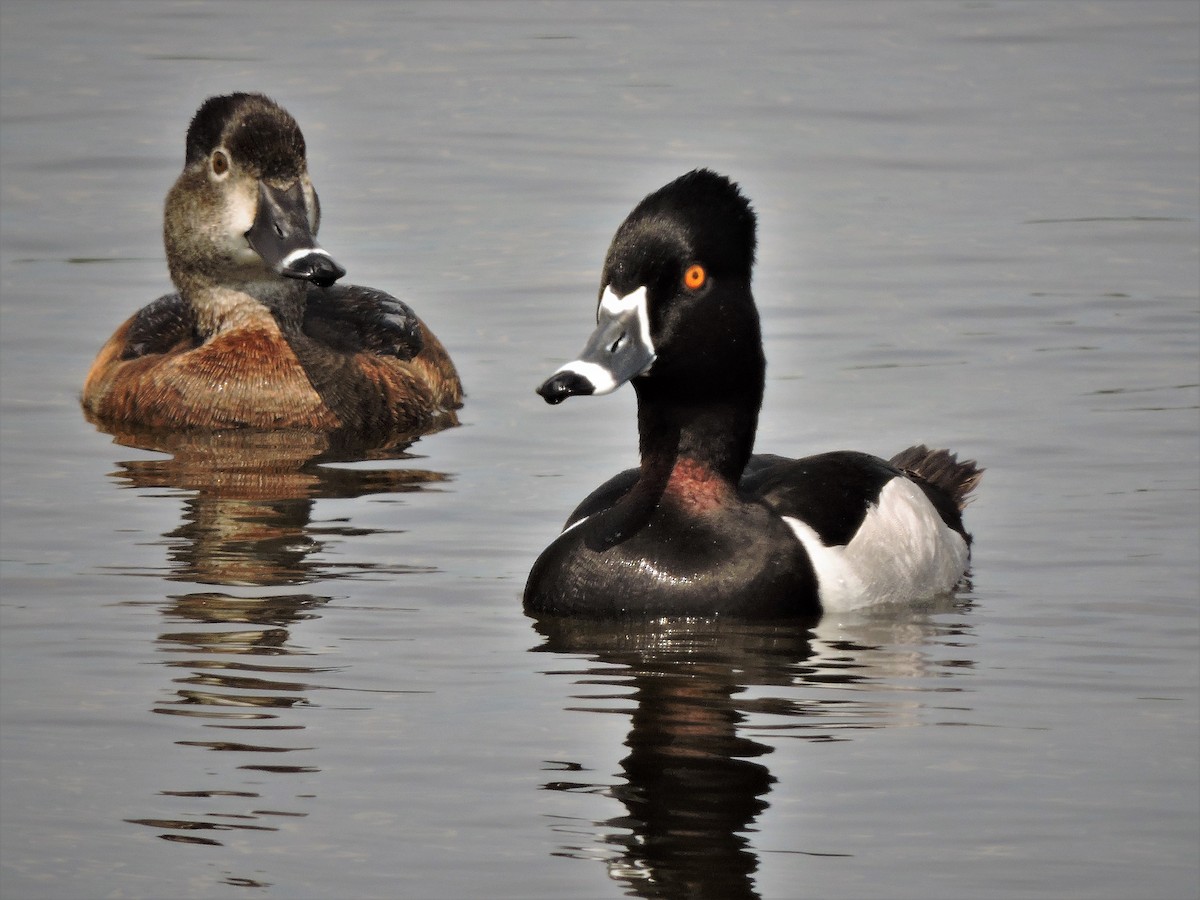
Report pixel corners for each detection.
[683,264,707,291]
[210,150,229,176]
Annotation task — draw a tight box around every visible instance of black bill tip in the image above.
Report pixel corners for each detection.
[536,371,595,405]
[282,251,346,287]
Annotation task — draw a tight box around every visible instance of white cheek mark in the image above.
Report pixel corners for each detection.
[228,189,257,237]
[783,477,970,612]
[549,360,620,395]
[227,190,260,262]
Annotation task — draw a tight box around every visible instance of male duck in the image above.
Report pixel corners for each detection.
[524,169,981,619]
[82,93,462,436]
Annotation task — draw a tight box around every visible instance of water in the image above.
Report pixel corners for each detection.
[1,2,1197,898]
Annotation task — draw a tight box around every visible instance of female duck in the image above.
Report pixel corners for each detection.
[524,169,981,619]
[82,93,462,437]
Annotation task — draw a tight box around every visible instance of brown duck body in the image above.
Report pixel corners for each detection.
[81,92,461,438]
[83,286,462,433]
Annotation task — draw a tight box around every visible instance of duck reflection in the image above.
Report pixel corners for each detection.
[125,589,330,849]
[95,424,452,853]
[530,608,977,899]
[155,590,328,758]
[97,424,451,585]
[531,616,816,900]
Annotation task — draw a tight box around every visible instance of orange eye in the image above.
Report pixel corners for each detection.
[683,264,707,290]
[211,149,229,175]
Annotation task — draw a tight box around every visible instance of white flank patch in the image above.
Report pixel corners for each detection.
[783,477,969,612]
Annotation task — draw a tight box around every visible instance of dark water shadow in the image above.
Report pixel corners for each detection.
[91,424,452,859]
[529,606,977,900]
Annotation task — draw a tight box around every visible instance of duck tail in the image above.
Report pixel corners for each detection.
[889,445,983,512]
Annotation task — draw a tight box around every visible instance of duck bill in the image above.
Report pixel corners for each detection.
[246,181,346,288]
[537,285,656,405]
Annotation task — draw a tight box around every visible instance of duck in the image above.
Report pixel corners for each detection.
[82,92,462,437]
[524,169,981,619]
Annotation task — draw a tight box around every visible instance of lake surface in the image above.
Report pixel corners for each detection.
[1,2,1197,898]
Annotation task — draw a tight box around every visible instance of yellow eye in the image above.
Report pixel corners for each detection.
[683,264,707,290]
[210,149,229,175]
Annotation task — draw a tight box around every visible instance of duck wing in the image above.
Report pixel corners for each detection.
[303,284,424,360]
[120,293,196,359]
[741,451,902,547]
[563,466,640,528]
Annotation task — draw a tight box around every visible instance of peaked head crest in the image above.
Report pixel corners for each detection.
[184,93,307,180]
[609,169,758,282]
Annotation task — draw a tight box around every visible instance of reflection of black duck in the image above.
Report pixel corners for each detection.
[532,615,816,900]
[612,663,775,900]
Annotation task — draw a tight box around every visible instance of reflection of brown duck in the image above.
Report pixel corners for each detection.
[82,92,461,437]
[532,616,817,900]
[104,428,448,586]
[103,426,453,855]
[130,590,331,847]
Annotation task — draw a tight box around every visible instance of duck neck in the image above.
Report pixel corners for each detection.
[181,276,307,338]
[631,365,763,506]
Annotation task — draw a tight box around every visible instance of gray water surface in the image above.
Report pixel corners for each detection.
[1,2,1197,898]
